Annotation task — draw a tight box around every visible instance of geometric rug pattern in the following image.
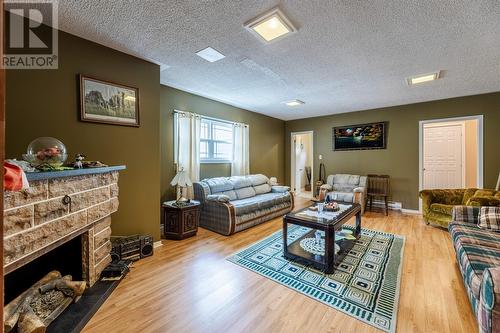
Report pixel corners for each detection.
[227,225,405,332]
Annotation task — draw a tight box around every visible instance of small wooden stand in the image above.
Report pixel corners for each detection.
[162,200,200,240]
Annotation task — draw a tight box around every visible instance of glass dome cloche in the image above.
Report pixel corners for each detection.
[23,137,68,168]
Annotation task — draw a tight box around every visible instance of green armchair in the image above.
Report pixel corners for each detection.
[419,188,500,227]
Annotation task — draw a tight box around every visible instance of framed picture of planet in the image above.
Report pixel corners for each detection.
[333,122,387,151]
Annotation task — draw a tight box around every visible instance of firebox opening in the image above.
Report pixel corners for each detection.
[4,235,83,304]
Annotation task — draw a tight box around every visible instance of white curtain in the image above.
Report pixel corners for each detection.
[174,111,201,199]
[231,123,249,176]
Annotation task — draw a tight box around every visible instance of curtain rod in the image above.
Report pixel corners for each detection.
[173,110,248,127]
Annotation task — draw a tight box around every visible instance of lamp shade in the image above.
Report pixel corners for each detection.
[170,169,192,187]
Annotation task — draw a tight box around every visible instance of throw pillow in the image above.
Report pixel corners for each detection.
[478,207,500,232]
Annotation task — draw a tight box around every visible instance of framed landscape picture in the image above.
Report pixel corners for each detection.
[80,75,140,127]
[333,122,387,151]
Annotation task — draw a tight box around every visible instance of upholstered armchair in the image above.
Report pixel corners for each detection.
[319,174,367,214]
[419,188,500,227]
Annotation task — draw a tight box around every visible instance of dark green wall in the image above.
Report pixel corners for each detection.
[6,30,161,240]
[160,85,285,202]
[285,92,500,210]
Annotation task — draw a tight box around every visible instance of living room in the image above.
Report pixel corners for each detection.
[1,1,499,333]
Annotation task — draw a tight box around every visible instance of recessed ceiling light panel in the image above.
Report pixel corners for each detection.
[407,71,441,85]
[245,7,296,43]
[196,47,225,62]
[283,99,305,107]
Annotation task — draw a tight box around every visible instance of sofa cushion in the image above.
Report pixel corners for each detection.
[232,197,261,215]
[254,183,271,195]
[347,175,360,185]
[455,242,500,298]
[479,207,500,232]
[203,177,234,193]
[235,186,256,199]
[462,188,480,204]
[468,196,500,207]
[452,206,480,225]
[255,192,291,209]
[248,174,269,186]
[333,184,355,192]
[327,191,354,202]
[235,201,292,227]
[229,176,253,189]
[232,192,291,216]
[333,174,351,185]
[430,203,454,216]
[217,190,237,201]
[449,222,500,250]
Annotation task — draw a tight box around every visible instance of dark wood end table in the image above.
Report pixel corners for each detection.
[283,202,361,274]
[162,200,200,240]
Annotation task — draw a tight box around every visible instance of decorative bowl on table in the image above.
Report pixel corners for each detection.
[324,202,340,212]
[22,137,68,168]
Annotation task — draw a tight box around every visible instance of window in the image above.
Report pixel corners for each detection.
[200,118,233,162]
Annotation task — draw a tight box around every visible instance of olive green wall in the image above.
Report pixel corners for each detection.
[6,30,161,240]
[285,92,500,210]
[160,85,285,202]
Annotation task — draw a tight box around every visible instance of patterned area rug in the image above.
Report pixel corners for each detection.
[227,225,405,332]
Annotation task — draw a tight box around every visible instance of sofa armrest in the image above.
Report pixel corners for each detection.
[193,182,210,204]
[451,206,480,225]
[419,190,435,217]
[271,185,290,193]
[206,194,231,203]
[199,200,236,235]
[320,184,333,191]
[353,186,365,193]
[478,267,500,333]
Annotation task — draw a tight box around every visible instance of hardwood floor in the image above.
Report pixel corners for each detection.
[83,197,477,333]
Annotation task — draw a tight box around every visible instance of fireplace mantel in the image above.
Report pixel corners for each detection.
[24,165,126,181]
[3,165,125,286]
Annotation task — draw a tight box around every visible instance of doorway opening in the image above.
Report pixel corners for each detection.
[291,131,314,199]
[419,115,483,195]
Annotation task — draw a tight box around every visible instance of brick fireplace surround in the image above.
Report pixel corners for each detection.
[3,166,125,287]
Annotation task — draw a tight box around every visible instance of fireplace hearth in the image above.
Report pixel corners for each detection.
[4,166,125,332]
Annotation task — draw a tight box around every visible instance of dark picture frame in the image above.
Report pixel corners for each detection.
[333,122,387,151]
[79,75,140,127]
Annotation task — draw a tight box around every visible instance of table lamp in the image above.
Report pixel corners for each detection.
[170,168,192,205]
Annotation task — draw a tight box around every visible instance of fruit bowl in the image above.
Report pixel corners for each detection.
[23,137,68,168]
[324,202,340,212]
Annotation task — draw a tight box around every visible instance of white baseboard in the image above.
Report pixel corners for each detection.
[369,199,421,215]
[154,240,163,248]
[401,209,421,215]
[368,199,402,210]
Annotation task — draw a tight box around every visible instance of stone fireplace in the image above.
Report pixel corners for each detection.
[3,166,125,295]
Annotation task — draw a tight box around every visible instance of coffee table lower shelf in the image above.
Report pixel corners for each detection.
[284,229,360,273]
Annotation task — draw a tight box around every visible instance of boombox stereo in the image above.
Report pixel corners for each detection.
[111,234,154,262]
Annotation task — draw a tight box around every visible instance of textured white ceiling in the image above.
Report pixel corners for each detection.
[57,0,500,120]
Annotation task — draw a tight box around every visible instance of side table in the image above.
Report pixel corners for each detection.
[162,200,200,240]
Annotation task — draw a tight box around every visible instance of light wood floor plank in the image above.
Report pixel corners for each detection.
[83,197,477,333]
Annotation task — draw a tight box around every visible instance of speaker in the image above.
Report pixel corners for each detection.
[140,235,154,258]
[110,247,121,262]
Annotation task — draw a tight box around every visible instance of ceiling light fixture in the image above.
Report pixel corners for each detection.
[283,99,305,107]
[196,47,225,62]
[245,7,296,43]
[407,71,441,85]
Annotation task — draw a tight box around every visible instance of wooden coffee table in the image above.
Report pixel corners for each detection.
[283,202,361,274]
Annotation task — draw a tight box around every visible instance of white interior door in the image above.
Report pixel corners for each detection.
[423,123,464,189]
